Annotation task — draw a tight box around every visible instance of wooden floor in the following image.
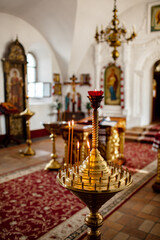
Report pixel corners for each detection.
[0,136,160,240]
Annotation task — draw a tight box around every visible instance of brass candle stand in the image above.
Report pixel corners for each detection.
[43,122,67,170]
[57,91,132,240]
[20,97,35,156]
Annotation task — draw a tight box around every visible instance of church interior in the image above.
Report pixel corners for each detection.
[0,0,160,239]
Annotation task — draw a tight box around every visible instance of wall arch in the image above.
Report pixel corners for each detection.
[134,37,160,126]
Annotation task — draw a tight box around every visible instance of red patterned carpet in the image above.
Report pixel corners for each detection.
[124,142,157,171]
[0,142,157,240]
[0,171,85,240]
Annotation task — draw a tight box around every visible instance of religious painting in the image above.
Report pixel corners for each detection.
[7,67,24,110]
[65,92,71,112]
[104,64,121,105]
[80,74,91,86]
[149,2,160,32]
[76,92,81,111]
[54,83,62,95]
[53,73,60,83]
[2,38,27,139]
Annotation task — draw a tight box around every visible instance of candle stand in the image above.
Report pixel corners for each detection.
[20,98,35,156]
[43,122,67,170]
[57,91,132,240]
[152,132,160,193]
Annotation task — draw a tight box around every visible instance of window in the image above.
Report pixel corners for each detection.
[27,52,51,98]
[27,53,37,83]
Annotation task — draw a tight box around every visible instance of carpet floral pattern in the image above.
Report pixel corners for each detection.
[0,171,85,240]
[124,142,157,171]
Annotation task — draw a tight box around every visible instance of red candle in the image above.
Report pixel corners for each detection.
[88,89,103,97]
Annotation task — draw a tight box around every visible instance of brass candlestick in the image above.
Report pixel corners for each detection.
[57,91,132,240]
[20,97,35,156]
[152,133,160,193]
[43,122,67,170]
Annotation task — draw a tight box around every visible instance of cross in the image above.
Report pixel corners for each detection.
[64,74,80,112]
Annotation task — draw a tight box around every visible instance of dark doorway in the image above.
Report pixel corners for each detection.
[152,60,160,122]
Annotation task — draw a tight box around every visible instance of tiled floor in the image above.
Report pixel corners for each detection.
[81,177,160,240]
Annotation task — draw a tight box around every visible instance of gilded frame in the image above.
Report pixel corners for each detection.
[54,83,62,95]
[148,2,160,32]
[2,39,27,138]
[104,64,121,105]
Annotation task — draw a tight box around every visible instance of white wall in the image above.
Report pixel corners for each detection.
[71,1,160,128]
[0,13,61,134]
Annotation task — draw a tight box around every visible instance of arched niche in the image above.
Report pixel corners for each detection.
[134,38,160,126]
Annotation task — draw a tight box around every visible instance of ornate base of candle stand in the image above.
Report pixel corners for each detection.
[19,107,35,156]
[57,92,132,240]
[43,122,67,170]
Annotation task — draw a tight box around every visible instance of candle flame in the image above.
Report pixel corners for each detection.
[68,121,71,127]
[95,89,97,91]
[87,140,90,149]
[71,120,74,126]
[77,141,80,149]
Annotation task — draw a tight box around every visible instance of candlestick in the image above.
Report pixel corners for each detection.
[57,91,132,240]
[77,141,80,166]
[70,120,74,165]
[67,121,71,166]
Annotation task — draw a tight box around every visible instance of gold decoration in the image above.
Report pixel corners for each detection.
[20,97,35,156]
[57,91,132,239]
[43,121,67,170]
[95,0,136,61]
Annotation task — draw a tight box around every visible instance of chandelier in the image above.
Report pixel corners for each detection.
[95,0,136,61]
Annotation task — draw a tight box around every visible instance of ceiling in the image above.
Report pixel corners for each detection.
[0,0,149,77]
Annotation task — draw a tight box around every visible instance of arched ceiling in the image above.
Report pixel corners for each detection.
[0,0,148,79]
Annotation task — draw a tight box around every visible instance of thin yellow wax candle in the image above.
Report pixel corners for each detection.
[67,121,71,166]
[70,120,74,165]
[77,141,80,166]
[87,140,90,170]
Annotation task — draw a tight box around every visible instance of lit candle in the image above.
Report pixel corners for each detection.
[77,141,80,166]
[70,120,74,165]
[88,89,103,97]
[67,121,71,166]
[87,140,90,171]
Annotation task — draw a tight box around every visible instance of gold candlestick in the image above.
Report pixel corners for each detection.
[57,90,132,240]
[20,97,35,156]
[152,134,160,193]
[43,121,67,170]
